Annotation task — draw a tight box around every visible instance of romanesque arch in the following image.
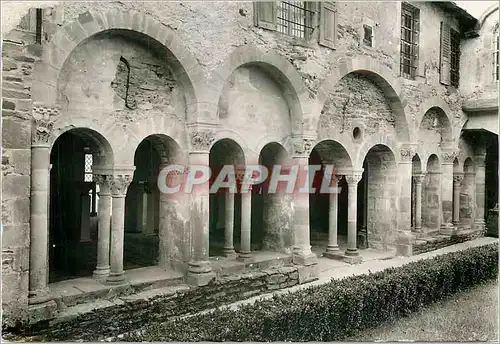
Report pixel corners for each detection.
[315,56,411,142]
[31,10,203,123]
[48,127,114,282]
[211,45,310,135]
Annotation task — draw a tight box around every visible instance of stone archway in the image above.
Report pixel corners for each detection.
[32,10,203,123]
[361,144,398,250]
[49,127,113,283]
[212,45,309,135]
[315,56,411,142]
[209,138,246,258]
[124,134,183,270]
[308,139,353,254]
[252,142,293,254]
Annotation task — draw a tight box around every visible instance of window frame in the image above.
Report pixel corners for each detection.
[400,2,420,80]
[276,1,316,40]
[449,28,460,88]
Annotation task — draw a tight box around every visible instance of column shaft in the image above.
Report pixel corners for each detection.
[29,145,51,304]
[413,174,424,232]
[239,192,252,259]
[292,156,315,265]
[453,174,464,226]
[223,191,236,256]
[440,162,454,232]
[93,176,111,279]
[326,178,339,252]
[186,147,214,286]
[344,173,363,263]
[107,175,132,284]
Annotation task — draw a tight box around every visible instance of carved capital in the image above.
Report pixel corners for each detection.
[292,137,315,157]
[453,173,464,185]
[345,173,363,185]
[412,174,426,185]
[400,147,415,162]
[190,130,215,151]
[93,174,112,193]
[441,151,458,164]
[31,105,59,145]
[109,175,133,197]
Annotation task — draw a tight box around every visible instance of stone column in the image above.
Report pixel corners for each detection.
[291,137,317,266]
[29,106,58,310]
[412,174,425,233]
[399,147,414,232]
[93,175,112,280]
[238,191,252,261]
[223,190,236,257]
[324,175,342,258]
[440,151,457,235]
[186,129,216,286]
[344,172,363,264]
[453,173,464,227]
[474,153,486,231]
[107,175,132,284]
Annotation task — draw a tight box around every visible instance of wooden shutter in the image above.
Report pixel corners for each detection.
[319,2,337,49]
[253,2,277,31]
[440,21,451,85]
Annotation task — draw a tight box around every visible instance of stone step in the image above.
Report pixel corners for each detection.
[51,269,185,309]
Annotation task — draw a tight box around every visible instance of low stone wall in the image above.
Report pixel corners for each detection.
[414,230,484,255]
[17,265,303,341]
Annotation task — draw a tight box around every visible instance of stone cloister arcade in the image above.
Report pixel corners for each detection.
[24,11,493,312]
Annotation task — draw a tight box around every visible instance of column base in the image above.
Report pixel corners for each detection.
[187,260,215,286]
[28,287,52,306]
[106,272,127,285]
[93,266,111,281]
[343,248,362,264]
[293,250,317,266]
[323,246,343,260]
[440,223,457,236]
[237,251,253,262]
[222,247,237,259]
[28,299,57,324]
[474,220,486,231]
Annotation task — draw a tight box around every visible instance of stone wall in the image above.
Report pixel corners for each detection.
[2,27,41,325]
[413,229,484,255]
[18,266,301,341]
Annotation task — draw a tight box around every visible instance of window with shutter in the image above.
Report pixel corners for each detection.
[449,28,460,87]
[319,2,337,49]
[439,21,451,86]
[253,2,335,47]
[400,3,419,80]
[253,2,277,31]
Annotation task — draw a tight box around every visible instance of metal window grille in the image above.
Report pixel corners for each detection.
[400,3,419,79]
[450,29,460,87]
[494,26,499,82]
[84,153,93,182]
[35,8,42,44]
[277,1,314,39]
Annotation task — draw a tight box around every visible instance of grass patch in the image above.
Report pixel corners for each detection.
[349,279,499,341]
[123,243,498,342]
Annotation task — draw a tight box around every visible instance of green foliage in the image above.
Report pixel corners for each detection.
[124,243,498,342]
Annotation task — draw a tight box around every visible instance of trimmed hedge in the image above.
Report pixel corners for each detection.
[124,243,498,342]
